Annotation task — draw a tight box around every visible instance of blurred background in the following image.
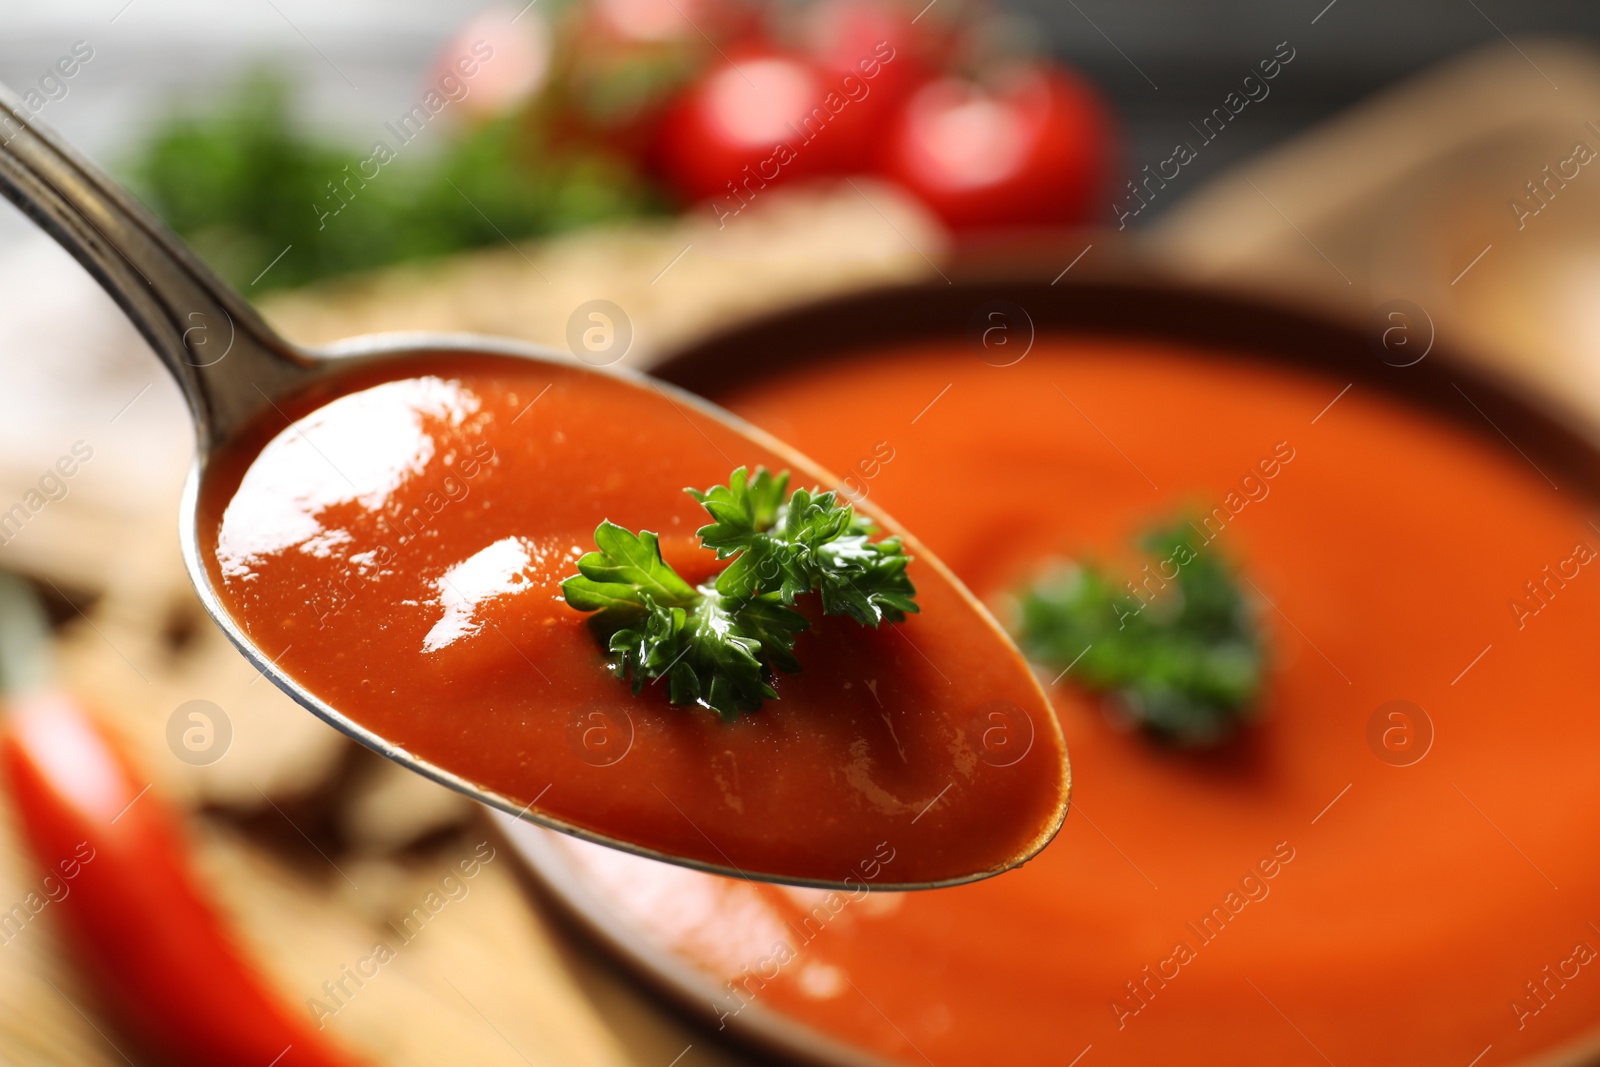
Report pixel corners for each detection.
[3,0,1600,1064]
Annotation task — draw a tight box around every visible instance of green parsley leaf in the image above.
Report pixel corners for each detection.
[691,471,920,626]
[687,466,791,556]
[812,520,918,627]
[1015,517,1265,747]
[560,467,918,719]
[562,521,698,617]
[603,589,806,722]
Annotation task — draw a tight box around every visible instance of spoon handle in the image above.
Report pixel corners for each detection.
[0,84,311,454]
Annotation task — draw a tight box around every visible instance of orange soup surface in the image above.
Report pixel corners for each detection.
[197,354,1066,887]
[540,336,1600,1067]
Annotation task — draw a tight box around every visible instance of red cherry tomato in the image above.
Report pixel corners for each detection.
[800,0,935,96]
[651,51,855,207]
[797,0,933,162]
[542,0,766,160]
[875,65,1113,232]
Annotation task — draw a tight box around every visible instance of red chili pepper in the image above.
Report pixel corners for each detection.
[1,690,365,1067]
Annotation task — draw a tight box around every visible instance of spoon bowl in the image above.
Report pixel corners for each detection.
[0,85,1069,889]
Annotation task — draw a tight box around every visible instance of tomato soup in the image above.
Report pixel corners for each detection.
[197,353,1066,887]
[537,336,1600,1066]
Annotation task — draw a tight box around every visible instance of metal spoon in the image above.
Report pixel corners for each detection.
[0,86,1067,889]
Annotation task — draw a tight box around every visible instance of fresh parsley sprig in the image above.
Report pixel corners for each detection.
[1015,518,1265,746]
[689,467,918,625]
[561,467,918,720]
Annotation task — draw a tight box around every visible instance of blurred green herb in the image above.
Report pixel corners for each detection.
[119,70,662,293]
[561,467,918,720]
[1016,517,1265,747]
